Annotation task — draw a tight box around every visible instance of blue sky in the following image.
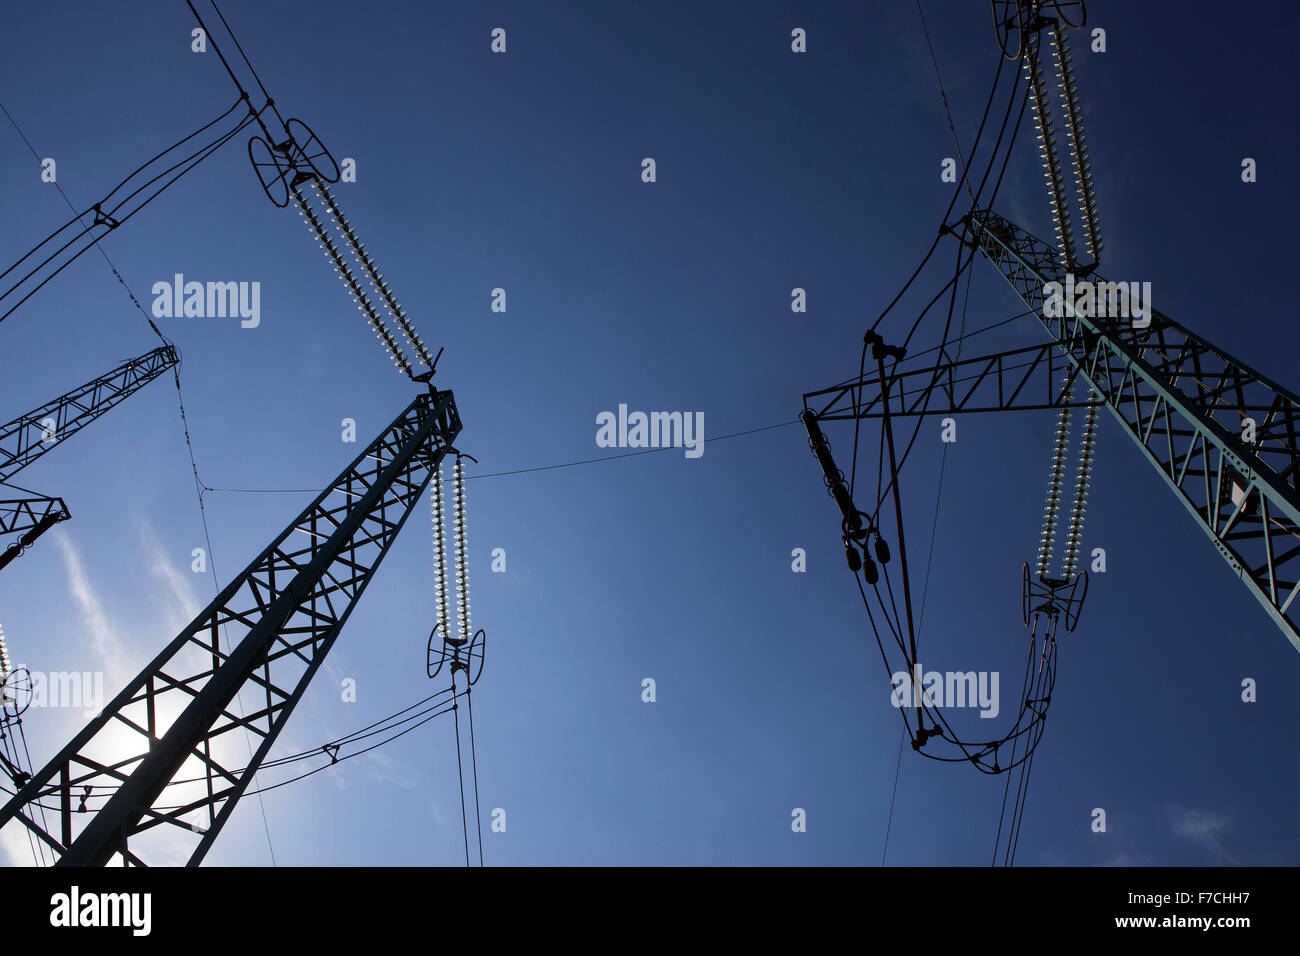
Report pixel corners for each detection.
[0,0,1297,866]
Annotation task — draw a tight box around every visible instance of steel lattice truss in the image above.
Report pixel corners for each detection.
[0,496,70,573]
[0,345,177,482]
[0,496,69,537]
[804,340,1102,421]
[970,209,1300,652]
[0,389,462,866]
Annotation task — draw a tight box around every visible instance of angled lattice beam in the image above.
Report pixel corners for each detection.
[804,341,1102,421]
[0,496,69,537]
[0,389,462,865]
[0,496,71,573]
[971,208,1300,652]
[0,345,177,482]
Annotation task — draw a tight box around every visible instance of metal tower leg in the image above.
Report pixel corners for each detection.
[0,389,461,865]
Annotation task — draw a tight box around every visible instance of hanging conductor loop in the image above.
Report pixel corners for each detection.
[841,508,872,544]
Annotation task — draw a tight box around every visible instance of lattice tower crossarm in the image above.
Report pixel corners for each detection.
[970,208,1300,652]
[0,345,177,482]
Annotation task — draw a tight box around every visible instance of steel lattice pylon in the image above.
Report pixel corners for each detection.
[0,388,462,866]
[970,208,1300,652]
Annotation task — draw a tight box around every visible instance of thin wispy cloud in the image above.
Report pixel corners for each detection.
[53,531,131,687]
[0,531,199,863]
[138,519,202,634]
[360,749,421,791]
[1169,806,1235,863]
[0,822,40,867]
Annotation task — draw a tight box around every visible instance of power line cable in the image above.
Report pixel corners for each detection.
[465,681,484,867]
[451,674,470,867]
[916,0,977,207]
[880,728,905,865]
[0,98,255,324]
[9,688,461,814]
[200,419,803,494]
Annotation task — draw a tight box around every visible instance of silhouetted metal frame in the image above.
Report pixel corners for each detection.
[0,389,462,865]
[0,345,177,482]
[970,208,1300,652]
[0,497,69,537]
[804,340,1102,421]
[0,496,70,573]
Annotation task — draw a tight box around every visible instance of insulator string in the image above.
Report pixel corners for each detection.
[453,454,471,645]
[0,620,10,685]
[291,182,415,379]
[1025,30,1075,271]
[432,463,450,641]
[1051,23,1102,262]
[1061,395,1099,579]
[314,181,434,371]
[1037,377,1073,578]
